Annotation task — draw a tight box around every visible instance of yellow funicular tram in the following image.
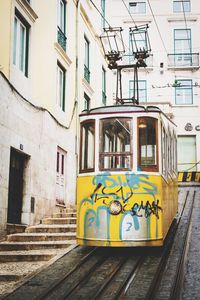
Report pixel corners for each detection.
[76,105,178,246]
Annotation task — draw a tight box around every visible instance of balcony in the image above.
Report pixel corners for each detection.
[57,27,67,51]
[102,91,107,105]
[168,53,199,68]
[84,64,90,83]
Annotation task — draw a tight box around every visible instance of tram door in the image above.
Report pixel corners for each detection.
[177,136,196,171]
[7,148,26,224]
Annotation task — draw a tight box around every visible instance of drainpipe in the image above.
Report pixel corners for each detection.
[75,0,80,190]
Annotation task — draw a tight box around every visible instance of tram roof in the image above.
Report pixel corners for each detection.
[80,105,177,126]
[81,105,160,114]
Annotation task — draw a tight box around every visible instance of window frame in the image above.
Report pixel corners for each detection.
[57,62,66,111]
[102,67,106,105]
[99,117,133,171]
[79,120,95,173]
[173,0,191,13]
[84,92,91,111]
[175,79,193,105]
[84,35,90,83]
[129,2,146,14]
[129,80,147,102]
[13,8,30,77]
[137,117,158,172]
[101,0,106,28]
[57,0,66,34]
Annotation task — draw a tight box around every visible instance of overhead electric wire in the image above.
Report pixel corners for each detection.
[89,0,112,28]
[181,0,191,50]
[121,0,138,27]
[146,0,169,55]
[89,0,131,54]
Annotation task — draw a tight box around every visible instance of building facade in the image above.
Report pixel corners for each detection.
[107,0,200,172]
[0,0,112,235]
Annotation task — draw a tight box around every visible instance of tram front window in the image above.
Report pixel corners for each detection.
[100,118,132,170]
[80,120,95,172]
[138,117,158,171]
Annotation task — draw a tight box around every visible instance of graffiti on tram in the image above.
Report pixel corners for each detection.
[78,173,162,240]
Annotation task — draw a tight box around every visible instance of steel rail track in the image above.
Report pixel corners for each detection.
[144,190,190,300]
[170,190,196,300]
[35,247,99,300]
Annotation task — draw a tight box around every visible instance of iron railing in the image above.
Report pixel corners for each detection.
[84,64,90,83]
[168,53,199,67]
[57,27,67,51]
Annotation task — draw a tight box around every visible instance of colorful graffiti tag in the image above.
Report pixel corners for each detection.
[77,172,163,243]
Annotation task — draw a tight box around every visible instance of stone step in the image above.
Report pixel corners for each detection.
[42,217,77,225]
[0,252,54,262]
[0,274,23,281]
[0,241,75,251]
[6,223,27,234]
[7,232,76,242]
[26,224,76,233]
[59,208,76,213]
[53,212,77,218]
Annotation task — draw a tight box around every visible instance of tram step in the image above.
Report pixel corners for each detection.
[25,224,76,233]
[42,217,77,225]
[7,232,76,242]
[0,241,75,251]
[52,212,77,218]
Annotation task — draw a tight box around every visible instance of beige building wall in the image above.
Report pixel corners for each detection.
[0,0,12,77]
[0,0,113,235]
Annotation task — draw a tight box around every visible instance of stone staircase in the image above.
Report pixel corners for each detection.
[0,207,77,296]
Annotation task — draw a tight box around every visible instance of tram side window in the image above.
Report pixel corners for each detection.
[80,121,95,172]
[99,118,132,170]
[174,134,178,173]
[138,117,158,171]
[161,125,167,177]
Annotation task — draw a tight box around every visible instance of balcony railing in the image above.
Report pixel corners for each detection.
[57,27,67,51]
[84,64,90,83]
[168,53,199,68]
[102,91,107,105]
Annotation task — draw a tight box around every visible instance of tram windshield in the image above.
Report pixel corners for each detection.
[99,118,132,170]
[80,120,95,172]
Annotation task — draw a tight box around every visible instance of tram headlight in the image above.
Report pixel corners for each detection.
[109,201,122,215]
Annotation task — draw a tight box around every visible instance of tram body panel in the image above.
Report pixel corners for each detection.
[77,105,178,247]
[77,173,177,246]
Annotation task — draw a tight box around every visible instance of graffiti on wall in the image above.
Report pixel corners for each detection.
[78,172,162,241]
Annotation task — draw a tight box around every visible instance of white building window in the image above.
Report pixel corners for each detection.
[129,2,146,14]
[84,93,90,111]
[57,62,66,111]
[57,0,67,51]
[13,9,29,77]
[175,79,193,105]
[173,0,191,12]
[177,136,196,171]
[129,80,147,102]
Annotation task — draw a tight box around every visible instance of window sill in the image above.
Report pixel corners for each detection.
[82,78,94,96]
[16,0,38,22]
[172,104,198,108]
[168,66,200,70]
[54,43,72,67]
